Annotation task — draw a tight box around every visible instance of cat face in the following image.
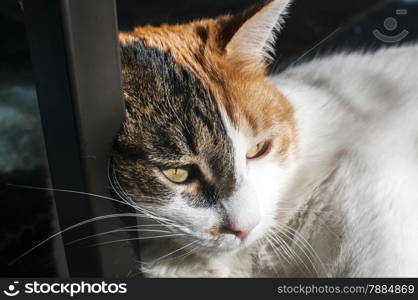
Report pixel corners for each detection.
[112,0,296,252]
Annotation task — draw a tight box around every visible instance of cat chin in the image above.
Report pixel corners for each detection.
[196,237,243,254]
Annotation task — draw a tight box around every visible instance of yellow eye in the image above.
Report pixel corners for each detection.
[162,168,189,183]
[246,141,270,160]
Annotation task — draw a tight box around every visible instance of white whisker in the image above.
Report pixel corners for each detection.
[8,212,155,265]
[265,235,286,276]
[88,234,185,247]
[268,230,308,275]
[66,225,172,246]
[272,226,314,276]
[144,240,199,267]
[275,223,327,277]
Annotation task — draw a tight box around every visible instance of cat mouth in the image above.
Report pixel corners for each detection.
[196,230,257,253]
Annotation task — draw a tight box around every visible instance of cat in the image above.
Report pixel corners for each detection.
[111,0,418,277]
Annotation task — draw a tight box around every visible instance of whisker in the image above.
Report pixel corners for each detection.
[277,208,333,213]
[27,181,170,228]
[8,212,157,265]
[271,227,314,276]
[278,223,326,271]
[266,232,292,266]
[144,240,199,267]
[110,168,190,234]
[287,27,342,69]
[277,205,340,240]
[275,223,327,277]
[8,182,176,228]
[162,245,200,265]
[109,168,183,227]
[66,225,172,246]
[5,183,141,212]
[87,234,185,247]
[265,235,286,276]
[268,230,308,275]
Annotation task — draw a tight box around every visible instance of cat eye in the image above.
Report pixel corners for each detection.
[162,168,189,183]
[246,141,271,160]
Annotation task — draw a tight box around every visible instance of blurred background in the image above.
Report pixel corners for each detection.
[0,0,417,277]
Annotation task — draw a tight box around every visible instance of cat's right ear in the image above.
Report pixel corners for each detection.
[216,0,292,66]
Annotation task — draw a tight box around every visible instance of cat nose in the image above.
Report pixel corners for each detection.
[228,228,250,240]
[224,220,258,241]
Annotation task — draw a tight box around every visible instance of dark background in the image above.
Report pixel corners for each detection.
[0,0,417,277]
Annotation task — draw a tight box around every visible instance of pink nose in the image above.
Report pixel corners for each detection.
[228,229,250,240]
[224,221,258,241]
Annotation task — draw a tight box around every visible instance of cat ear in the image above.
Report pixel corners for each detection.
[219,0,292,65]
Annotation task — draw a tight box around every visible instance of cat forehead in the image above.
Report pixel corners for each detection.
[121,22,272,127]
[120,21,295,132]
[119,18,297,160]
[120,40,233,163]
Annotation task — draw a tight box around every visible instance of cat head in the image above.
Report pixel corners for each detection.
[112,0,296,252]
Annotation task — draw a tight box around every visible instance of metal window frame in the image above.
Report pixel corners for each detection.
[23,0,140,277]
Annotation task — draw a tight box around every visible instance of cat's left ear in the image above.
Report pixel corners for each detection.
[218,0,292,65]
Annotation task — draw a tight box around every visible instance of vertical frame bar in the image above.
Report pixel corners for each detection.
[23,0,139,277]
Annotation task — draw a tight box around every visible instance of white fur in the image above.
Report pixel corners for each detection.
[142,45,418,278]
[269,45,418,277]
[139,0,418,276]
[220,116,288,247]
